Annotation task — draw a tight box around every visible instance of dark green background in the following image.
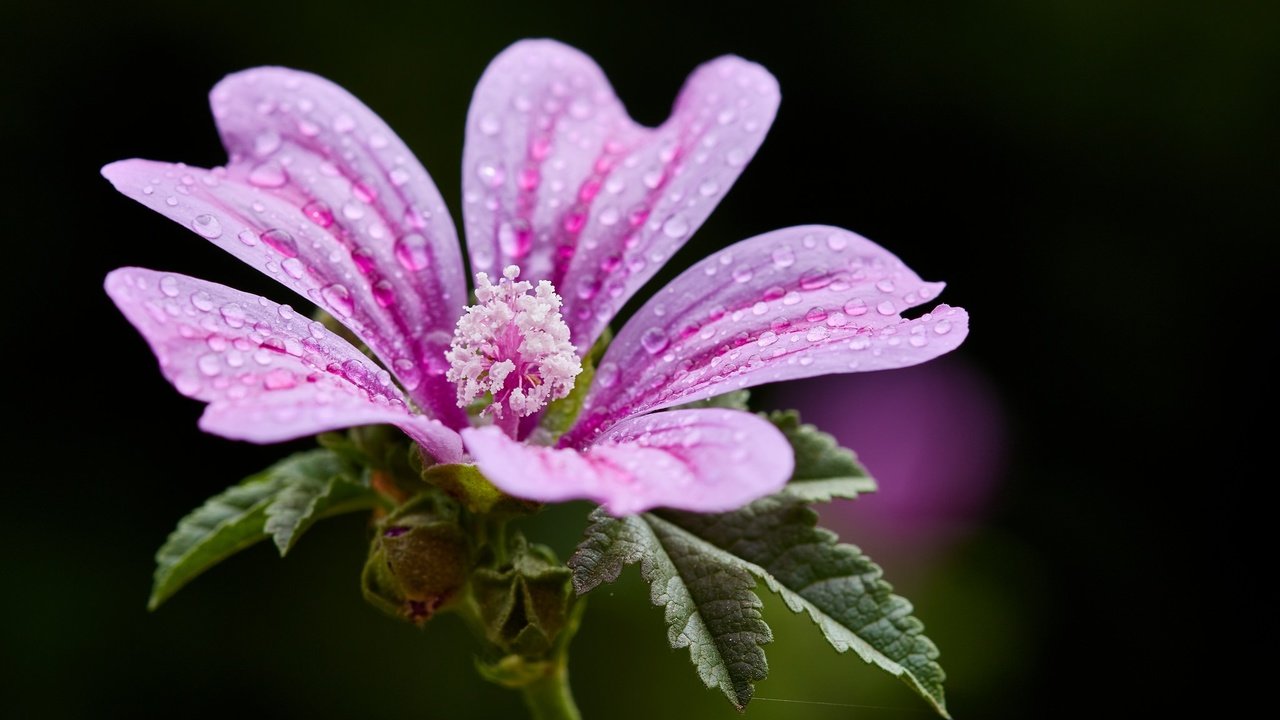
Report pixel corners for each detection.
[3,1,1270,717]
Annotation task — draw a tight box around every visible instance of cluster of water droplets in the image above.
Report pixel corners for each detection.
[461,46,779,350]
[565,229,963,446]
[108,269,411,427]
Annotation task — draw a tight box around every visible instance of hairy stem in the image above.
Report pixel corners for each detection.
[520,662,581,720]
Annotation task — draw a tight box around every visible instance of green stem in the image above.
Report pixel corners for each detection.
[520,662,581,720]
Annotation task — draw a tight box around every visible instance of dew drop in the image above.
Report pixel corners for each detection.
[281,257,306,279]
[498,220,532,258]
[190,291,214,312]
[476,160,505,188]
[826,234,848,251]
[596,362,619,388]
[478,113,501,136]
[197,354,222,377]
[771,246,795,268]
[302,201,335,228]
[577,276,601,300]
[805,306,828,323]
[640,328,669,355]
[263,368,297,390]
[394,233,431,271]
[388,167,410,186]
[732,265,754,283]
[341,201,366,221]
[372,279,396,308]
[699,179,720,197]
[799,270,833,291]
[333,113,356,133]
[159,276,180,297]
[261,229,298,258]
[876,279,896,293]
[321,283,355,317]
[253,131,281,156]
[934,320,953,335]
[236,229,260,247]
[661,215,690,239]
[726,148,747,166]
[806,326,830,342]
[220,304,246,328]
[876,300,896,316]
[248,161,288,188]
[191,214,222,239]
[757,331,778,347]
[909,335,928,348]
[843,298,868,316]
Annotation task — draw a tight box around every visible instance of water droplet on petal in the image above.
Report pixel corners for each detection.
[799,270,833,291]
[254,131,281,156]
[934,320,953,335]
[478,113,501,136]
[757,331,778,347]
[333,113,356,133]
[263,368,297,390]
[661,215,690,239]
[498,220,532,258]
[191,214,222,239]
[806,326,829,342]
[771,246,795,268]
[261,229,297,257]
[388,167,410,186]
[909,335,928,347]
[248,161,289,188]
[876,279,896,293]
[476,160,505,188]
[302,201,335,228]
[394,233,431,271]
[191,291,214,312]
[876,300,896,316]
[826,234,848,251]
[159,276,180,297]
[732,265,754,283]
[372,279,396,307]
[236,229,259,246]
[640,328,669,355]
[843,298,868,316]
[197,354,222,376]
[281,257,306,279]
[321,283,354,317]
[596,362,619,388]
[805,306,828,323]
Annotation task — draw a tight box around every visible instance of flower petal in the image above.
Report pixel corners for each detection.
[462,40,779,352]
[565,226,969,446]
[102,66,466,427]
[105,267,463,463]
[463,409,791,515]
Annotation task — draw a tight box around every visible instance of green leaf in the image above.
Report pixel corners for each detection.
[570,510,771,710]
[149,450,376,610]
[541,328,612,439]
[767,410,877,501]
[659,498,950,718]
[263,452,378,555]
[149,475,283,610]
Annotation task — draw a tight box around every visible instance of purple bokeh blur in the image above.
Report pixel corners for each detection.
[772,357,1006,569]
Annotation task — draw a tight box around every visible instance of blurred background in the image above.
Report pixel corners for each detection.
[2,1,1270,717]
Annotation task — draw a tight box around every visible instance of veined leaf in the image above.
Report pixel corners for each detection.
[660,499,949,717]
[149,449,375,610]
[767,410,876,501]
[571,510,771,710]
[570,411,945,716]
[263,451,378,555]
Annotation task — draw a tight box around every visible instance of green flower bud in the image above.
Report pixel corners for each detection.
[361,495,470,626]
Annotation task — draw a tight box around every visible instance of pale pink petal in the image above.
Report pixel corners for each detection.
[462,40,780,352]
[464,409,791,515]
[105,267,462,463]
[102,66,466,427]
[564,226,969,446]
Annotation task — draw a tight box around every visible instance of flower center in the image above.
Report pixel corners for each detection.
[445,266,582,435]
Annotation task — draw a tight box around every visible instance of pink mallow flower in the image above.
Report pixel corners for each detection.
[103,40,969,516]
